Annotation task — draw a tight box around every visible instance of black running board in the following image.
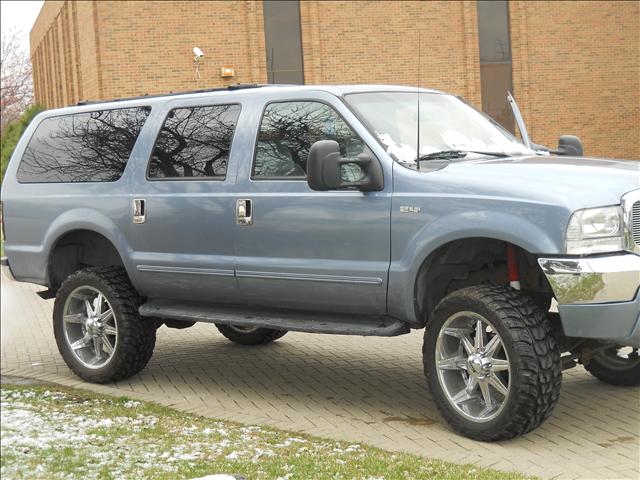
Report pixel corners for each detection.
[139,300,410,337]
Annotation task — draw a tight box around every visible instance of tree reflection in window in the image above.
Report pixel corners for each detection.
[253,101,364,178]
[148,104,241,179]
[17,107,150,183]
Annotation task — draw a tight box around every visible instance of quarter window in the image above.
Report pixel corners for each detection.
[148,104,241,179]
[253,101,364,178]
[17,107,150,183]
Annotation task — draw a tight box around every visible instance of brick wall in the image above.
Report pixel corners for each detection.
[300,1,481,107]
[30,1,268,106]
[30,0,102,105]
[30,0,639,159]
[510,1,640,159]
[95,1,267,100]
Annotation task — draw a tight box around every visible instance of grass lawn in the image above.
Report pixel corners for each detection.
[0,383,533,480]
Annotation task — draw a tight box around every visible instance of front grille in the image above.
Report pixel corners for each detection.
[632,201,640,245]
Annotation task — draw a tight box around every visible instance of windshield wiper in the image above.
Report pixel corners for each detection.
[417,150,467,161]
[417,150,511,162]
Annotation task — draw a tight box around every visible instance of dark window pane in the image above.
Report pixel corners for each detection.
[477,0,515,133]
[480,63,514,133]
[17,107,150,183]
[263,0,304,84]
[148,104,241,179]
[477,0,511,62]
[253,101,364,178]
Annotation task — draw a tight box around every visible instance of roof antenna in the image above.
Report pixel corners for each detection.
[416,31,421,171]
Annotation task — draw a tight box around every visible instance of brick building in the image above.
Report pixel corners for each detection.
[30,0,639,159]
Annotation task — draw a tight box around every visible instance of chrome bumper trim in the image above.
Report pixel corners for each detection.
[538,253,640,304]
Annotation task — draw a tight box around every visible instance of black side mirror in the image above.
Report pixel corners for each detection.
[307,140,383,192]
[555,135,583,156]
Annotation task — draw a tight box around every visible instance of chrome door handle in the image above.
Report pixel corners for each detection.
[236,199,252,225]
[133,199,146,224]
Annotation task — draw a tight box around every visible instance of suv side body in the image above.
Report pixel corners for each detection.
[2,84,639,441]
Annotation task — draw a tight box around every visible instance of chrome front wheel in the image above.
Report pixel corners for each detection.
[435,311,511,423]
[424,285,562,441]
[63,286,118,369]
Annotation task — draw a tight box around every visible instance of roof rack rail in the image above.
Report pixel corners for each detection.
[76,83,269,106]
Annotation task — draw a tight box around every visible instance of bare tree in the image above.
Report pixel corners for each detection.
[1,28,34,132]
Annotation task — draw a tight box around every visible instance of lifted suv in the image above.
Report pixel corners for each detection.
[2,85,639,441]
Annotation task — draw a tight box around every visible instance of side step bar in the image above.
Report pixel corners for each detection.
[139,300,410,337]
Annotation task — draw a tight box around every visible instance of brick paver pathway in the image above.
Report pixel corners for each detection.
[1,273,638,479]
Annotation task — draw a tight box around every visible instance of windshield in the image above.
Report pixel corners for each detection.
[344,92,533,169]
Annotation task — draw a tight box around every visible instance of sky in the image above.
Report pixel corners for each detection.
[1,0,44,52]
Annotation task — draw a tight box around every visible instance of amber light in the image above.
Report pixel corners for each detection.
[220,67,235,78]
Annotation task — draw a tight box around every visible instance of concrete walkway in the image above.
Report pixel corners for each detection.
[1,273,638,479]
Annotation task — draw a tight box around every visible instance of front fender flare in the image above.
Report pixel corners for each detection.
[387,210,563,324]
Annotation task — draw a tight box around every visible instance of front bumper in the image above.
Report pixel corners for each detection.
[538,253,640,347]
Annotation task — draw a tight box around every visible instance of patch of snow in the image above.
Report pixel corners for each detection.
[189,475,239,480]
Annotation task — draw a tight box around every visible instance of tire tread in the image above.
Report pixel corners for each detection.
[424,284,562,441]
[53,266,156,383]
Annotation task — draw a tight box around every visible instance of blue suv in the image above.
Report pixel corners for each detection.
[2,84,638,440]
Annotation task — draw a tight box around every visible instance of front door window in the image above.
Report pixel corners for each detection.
[253,101,365,179]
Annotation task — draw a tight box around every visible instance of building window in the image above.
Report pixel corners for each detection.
[17,107,150,183]
[148,104,241,179]
[263,0,304,84]
[253,101,364,178]
[477,0,514,133]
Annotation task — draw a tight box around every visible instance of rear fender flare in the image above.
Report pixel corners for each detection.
[43,208,134,285]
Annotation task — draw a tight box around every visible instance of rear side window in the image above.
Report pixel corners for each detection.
[17,107,150,183]
[148,104,241,179]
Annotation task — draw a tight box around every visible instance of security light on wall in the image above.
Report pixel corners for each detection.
[193,47,204,80]
[193,47,204,60]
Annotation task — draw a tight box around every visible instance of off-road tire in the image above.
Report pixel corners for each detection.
[424,284,562,441]
[584,350,640,386]
[53,266,156,383]
[215,324,287,346]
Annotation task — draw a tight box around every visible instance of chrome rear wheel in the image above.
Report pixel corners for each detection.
[216,323,287,345]
[53,267,156,383]
[63,286,118,369]
[227,325,260,334]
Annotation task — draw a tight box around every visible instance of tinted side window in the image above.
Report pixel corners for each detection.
[17,107,150,183]
[253,101,364,178]
[148,104,241,179]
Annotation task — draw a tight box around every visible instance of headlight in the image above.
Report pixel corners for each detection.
[566,206,624,254]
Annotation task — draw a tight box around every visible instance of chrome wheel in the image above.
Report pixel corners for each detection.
[63,286,118,369]
[435,311,511,423]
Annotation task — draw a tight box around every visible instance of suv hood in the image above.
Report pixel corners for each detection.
[442,155,639,209]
